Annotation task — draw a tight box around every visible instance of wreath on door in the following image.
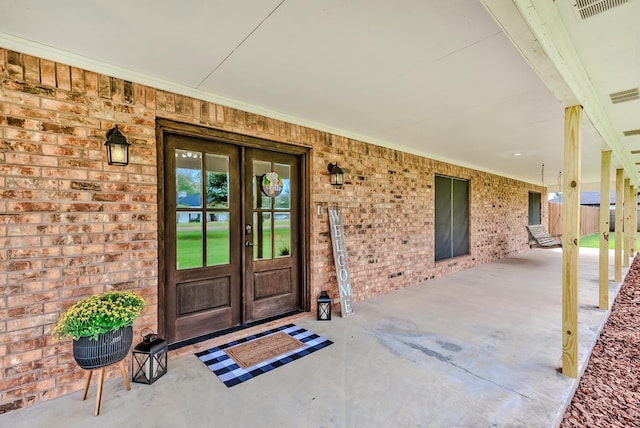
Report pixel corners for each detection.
[261,172,283,197]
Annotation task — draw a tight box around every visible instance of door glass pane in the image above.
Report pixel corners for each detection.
[176,150,202,208]
[275,213,291,258]
[253,212,272,260]
[176,212,203,269]
[206,154,229,209]
[253,160,272,209]
[207,211,229,266]
[274,163,290,210]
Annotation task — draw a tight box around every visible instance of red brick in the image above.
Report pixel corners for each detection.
[0,189,36,200]
[42,167,89,180]
[91,192,129,202]
[6,314,57,332]
[0,348,43,368]
[7,292,57,308]
[6,51,24,79]
[110,78,124,103]
[6,224,41,236]
[55,63,71,90]
[3,379,55,400]
[57,203,104,212]
[59,135,101,149]
[41,144,86,157]
[39,59,56,87]
[0,236,41,250]
[7,336,46,354]
[2,92,41,111]
[41,98,88,116]
[22,55,40,84]
[5,152,57,167]
[85,71,98,96]
[70,67,85,93]
[40,362,71,379]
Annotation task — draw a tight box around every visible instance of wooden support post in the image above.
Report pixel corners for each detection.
[561,105,581,378]
[598,150,611,310]
[614,169,623,282]
[631,186,638,257]
[624,179,631,267]
[632,184,636,258]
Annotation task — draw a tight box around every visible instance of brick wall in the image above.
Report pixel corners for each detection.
[0,48,546,413]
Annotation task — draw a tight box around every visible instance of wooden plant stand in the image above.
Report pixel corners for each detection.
[82,360,131,416]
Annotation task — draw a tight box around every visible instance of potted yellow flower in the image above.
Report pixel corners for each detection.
[53,291,145,369]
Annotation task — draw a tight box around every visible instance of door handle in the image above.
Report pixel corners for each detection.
[245,241,254,247]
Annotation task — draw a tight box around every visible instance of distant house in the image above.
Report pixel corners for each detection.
[176,193,229,223]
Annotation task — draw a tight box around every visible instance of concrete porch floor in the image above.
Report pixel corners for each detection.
[1,248,624,428]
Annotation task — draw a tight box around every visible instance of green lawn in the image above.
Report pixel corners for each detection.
[177,229,230,269]
[579,232,640,250]
[176,224,290,269]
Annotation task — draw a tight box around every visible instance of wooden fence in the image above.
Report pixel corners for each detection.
[548,202,600,238]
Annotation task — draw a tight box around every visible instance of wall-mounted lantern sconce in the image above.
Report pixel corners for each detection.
[327,162,344,186]
[105,126,130,166]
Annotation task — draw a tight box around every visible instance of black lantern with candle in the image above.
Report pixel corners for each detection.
[317,291,332,320]
[132,329,168,385]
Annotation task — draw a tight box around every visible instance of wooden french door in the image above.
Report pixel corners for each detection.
[244,148,300,323]
[163,132,302,343]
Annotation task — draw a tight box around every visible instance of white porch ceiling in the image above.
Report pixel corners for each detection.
[1,0,638,192]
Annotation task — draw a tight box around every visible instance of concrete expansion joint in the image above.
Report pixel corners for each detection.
[402,340,533,401]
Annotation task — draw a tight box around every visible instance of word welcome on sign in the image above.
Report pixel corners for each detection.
[328,207,354,316]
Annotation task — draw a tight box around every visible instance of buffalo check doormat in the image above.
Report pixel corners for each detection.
[196,324,333,387]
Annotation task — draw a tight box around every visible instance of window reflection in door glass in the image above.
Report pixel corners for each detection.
[175,150,202,208]
[253,160,272,209]
[274,163,290,210]
[253,212,272,260]
[275,214,290,258]
[206,155,229,209]
[206,212,230,266]
[176,212,203,269]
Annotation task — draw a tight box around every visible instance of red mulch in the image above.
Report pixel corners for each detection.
[560,257,640,427]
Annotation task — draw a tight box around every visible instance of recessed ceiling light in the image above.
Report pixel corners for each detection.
[512,152,523,157]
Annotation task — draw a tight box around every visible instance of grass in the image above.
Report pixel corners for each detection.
[579,232,640,250]
[176,225,291,269]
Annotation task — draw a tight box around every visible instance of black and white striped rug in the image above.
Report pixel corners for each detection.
[196,324,333,387]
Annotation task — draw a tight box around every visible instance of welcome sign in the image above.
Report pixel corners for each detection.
[328,207,355,316]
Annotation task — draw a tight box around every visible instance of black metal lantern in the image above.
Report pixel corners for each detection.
[105,125,131,166]
[132,330,168,385]
[317,291,332,320]
[327,163,344,186]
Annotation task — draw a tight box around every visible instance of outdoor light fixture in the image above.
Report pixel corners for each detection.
[132,330,168,385]
[105,125,130,166]
[317,290,332,320]
[327,162,344,186]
